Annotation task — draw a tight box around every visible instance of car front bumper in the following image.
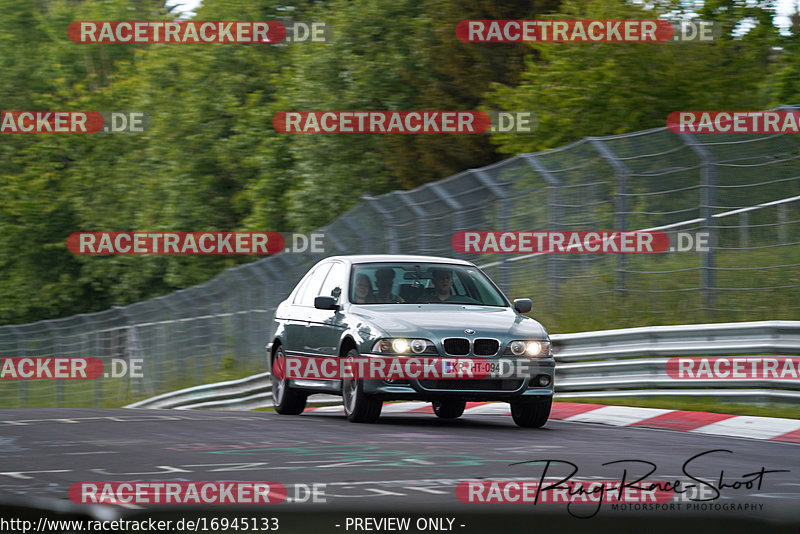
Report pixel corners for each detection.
[361,354,555,401]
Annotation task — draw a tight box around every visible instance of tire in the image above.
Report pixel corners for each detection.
[510,398,551,428]
[271,346,307,415]
[342,348,382,423]
[432,400,466,419]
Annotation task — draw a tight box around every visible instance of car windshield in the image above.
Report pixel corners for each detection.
[349,263,508,306]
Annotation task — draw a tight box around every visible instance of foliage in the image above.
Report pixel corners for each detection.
[0,0,793,324]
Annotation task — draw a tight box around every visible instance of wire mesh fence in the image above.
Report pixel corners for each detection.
[2,118,799,407]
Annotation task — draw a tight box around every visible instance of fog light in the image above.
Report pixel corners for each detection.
[537,375,551,387]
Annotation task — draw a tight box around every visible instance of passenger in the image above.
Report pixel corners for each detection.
[352,274,375,304]
[418,268,454,302]
[374,268,405,303]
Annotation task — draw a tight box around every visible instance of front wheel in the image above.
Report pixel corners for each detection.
[271,346,307,415]
[510,398,551,428]
[432,400,466,419]
[342,349,382,423]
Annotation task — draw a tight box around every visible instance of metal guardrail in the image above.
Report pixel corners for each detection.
[125,320,800,409]
[124,371,341,410]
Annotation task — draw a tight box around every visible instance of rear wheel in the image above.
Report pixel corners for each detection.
[510,398,551,428]
[342,349,382,423]
[271,346,307,415]
[432,400,466,419]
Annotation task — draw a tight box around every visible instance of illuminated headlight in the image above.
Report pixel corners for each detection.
[525,341,543,356]
[392,339,410,353]
[505,340,550,357]
[509,341,526,356]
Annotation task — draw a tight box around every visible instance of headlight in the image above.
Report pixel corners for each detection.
[505,340,550,357]
[525,341,542,356]
[373,339,392,353]
[509,340,526,356]
[372,338,437,355]
[410,339,427,354]
[392,339,410,353]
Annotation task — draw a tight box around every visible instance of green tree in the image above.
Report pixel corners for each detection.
[486,0,781,154]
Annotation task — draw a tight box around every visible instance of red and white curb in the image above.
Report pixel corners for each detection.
[305,401,800,444]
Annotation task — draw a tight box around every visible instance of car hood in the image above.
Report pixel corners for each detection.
[349,304,547,340]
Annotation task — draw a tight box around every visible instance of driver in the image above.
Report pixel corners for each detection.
[374,268,404,303]
[418,268,454,302]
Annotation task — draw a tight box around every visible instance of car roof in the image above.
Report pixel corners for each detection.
[322,254,474,266]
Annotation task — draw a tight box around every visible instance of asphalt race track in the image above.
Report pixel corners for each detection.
[0,407,799,533]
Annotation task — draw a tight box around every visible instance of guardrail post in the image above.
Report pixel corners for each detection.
[680,133,716,310]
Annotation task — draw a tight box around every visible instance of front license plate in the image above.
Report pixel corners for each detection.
[469,360,510,377]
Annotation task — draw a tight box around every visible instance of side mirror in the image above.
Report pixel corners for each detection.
[513,298,532,314]
[314,296,340,310]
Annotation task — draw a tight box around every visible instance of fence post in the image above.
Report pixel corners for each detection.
[588,138,628,295]
[41,322,63,406]
[362,195,399,254]
[779,203,788,244]
[472,169,512,290]
[679,133,716,309]
[740,212,749,248]
[8,326,27,406]
[523,156,564,298]
[247,261,277,362]
[74,315,102,407]
[398,192,429,254]
[111,305,140,402]
[338,214,369,254]
[429,182,463,258]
